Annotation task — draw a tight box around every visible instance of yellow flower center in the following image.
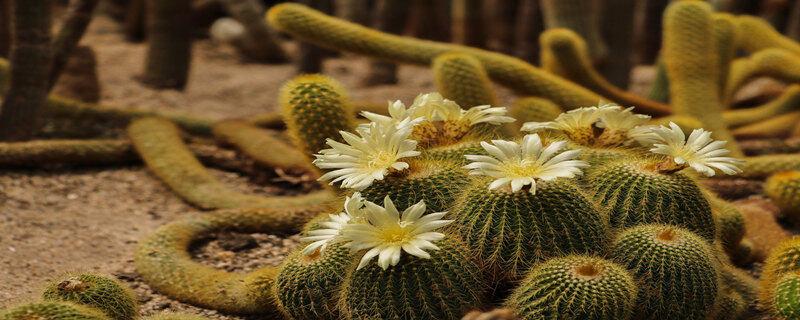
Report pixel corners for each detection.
[502,161,542,178]
[378,224,413,245]
[367,151,397,169]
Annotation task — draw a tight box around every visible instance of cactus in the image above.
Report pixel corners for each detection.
[611,224,720,320]
[732,111,800,139]
[598,0,635,88]
[141,0,192,89]
[712,14,737,102]
[738,154,800,178]
[723,85,800,128]
[48,0,99,90]
[274,244,353,320]
[452,179,610,281]
[710,289,746,320]
[734,15,800,55]
[539,0,607,62]
[720,263,758,303]
[648,61,669,103]
[505,255,637,320]
[739,137,800,156]
[774,272,800,319]
[765,171,800,222]
[587,160,716,240]
[212,120,311,173]
[266,3,613,112]
[140,313,207,320]
[707,192,745,255]
[538,28,671,116]
[217,0,287,63]
[338,236,487,320]
[420,140,485,164]
[508,97,561,126]
[359,159,470,212]
[432,52,498,108]
[759,237,800,310]
[362,0,408,86]
[128,117,333,209]
[662,1,742,156]
[725,49,800,100]
[451,0,486,48]
[280,74,356,164]
[42,273,137,320]
[0,302,108,320]
[0,139,136,167]
[648,114,704,133]
[135,204,332,315]
[51,46,101,103]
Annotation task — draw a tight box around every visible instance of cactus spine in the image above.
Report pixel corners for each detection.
[774,272,800,319]
[759,237,800,310]
[0,139,135,167]
[611,225,721,320]
[734,15,800,55]
[765,170,800,222]
[505,255,638,320]
[212,120,311,172]
[360,159,470,212]
[42,273,137,320]
[725,49,800,100]
[738,154,800,178]
[723,85,800,128]
[338,237,487,320]
[662,1,742,156]
[432,52,498,108]
[280,74,356,164]
[452,179,610,281]
[587,160,716,240]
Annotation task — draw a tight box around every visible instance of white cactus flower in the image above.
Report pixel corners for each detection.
[596,106,652,132]
[463,134,589,194]
[648,122,743,177]
[313,121,421,190]
[521,104,617,134]
[340,196,453,270]
[300,192,366,255]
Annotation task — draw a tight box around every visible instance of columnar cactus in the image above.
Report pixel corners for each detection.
[764,171,800,222]
[432,52,498,108]
[505,255,638,320]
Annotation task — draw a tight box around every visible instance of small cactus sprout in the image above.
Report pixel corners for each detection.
[521,103,651,148]
[611,225,720,320]
[505,255,638,320]
[455,134,608,280]
[1,301,109,320]
[360,92,514,148]
[313,120,421,190]
[42,273,138,320]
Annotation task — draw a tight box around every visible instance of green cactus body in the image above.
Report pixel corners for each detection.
[720,263,758,304]
[611,225,720,320]
[662,1,742,156]
[587,160,716,240]
[734,15,800,55]
[710,289,746,320]
[280,74,355,163]
[739,154,800,178]
[723,85,800,128]
[774,273,800,319]
[432,52,498,108]
[420,140,485,165]
[648,61,669,103]
[505,255,637,320]
[761,237,800,308]
[140,313,208,320]
[0,139,136,167]
[128,117,333,210]
[1,302,108,320]
[452,179,610,281]
[709,195,745,254]
[359,159,470,212]
[42,273,137,320]
[266,3,613,112]
[274,244,353,320]
[539,0,607,62]
[765,171,800,221]
[339,237,487,320]
[538,28,670,116]
[134,205,332,315]
[575,146,642,167]
[712,14,737,103]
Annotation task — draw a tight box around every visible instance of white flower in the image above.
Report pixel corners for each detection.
[460,105,516,126]
[627,125,661,146]
[360,100,424,130]
[648,122,743,177]
[340,196,453,270]
[314,121,421,190]
[463,134,589,194]
[521,104,617,134]
[596,106,651,132]
[409,92,462,121]
[300,193,366,255]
